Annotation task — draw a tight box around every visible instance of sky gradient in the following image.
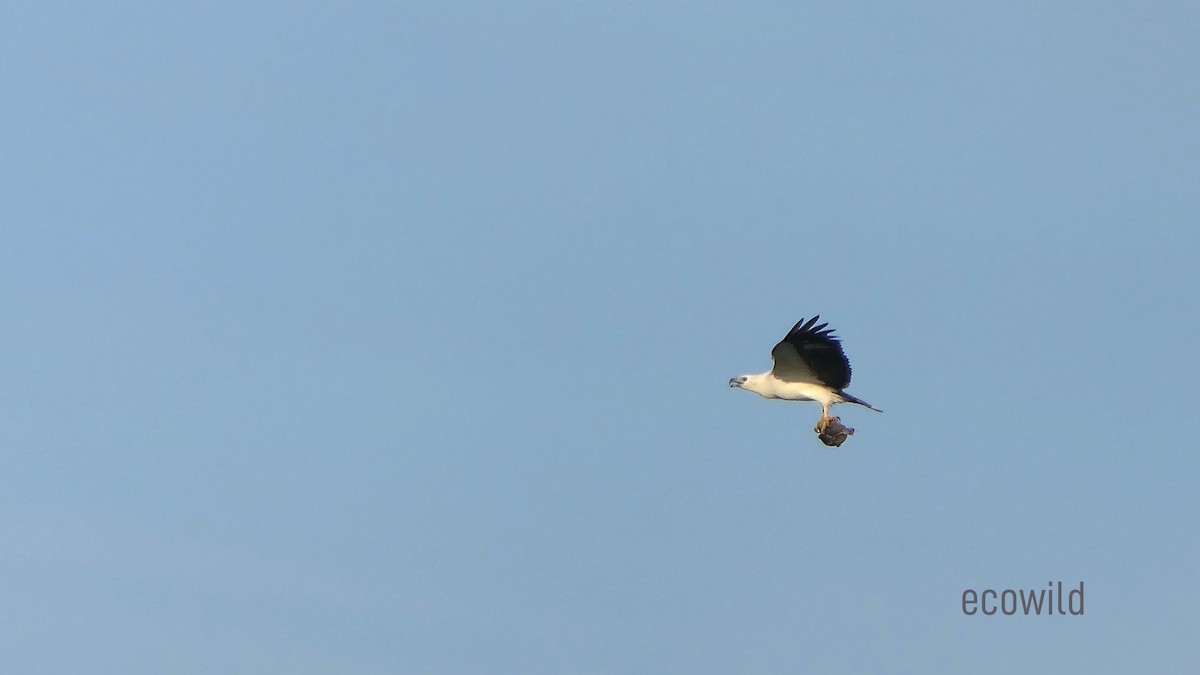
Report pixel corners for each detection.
[2,2,1198,673]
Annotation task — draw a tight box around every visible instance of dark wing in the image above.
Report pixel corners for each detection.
[770,316,852,389]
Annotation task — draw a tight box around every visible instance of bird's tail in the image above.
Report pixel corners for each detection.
[839,392,882,413]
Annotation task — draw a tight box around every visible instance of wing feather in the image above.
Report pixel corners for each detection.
[770,315,852,389]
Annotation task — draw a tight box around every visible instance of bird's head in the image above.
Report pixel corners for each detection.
[729,375,748,389]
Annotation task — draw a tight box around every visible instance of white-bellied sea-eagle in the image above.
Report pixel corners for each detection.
[729,316,882,433]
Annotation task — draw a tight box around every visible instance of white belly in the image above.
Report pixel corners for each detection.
[764,379,840,405]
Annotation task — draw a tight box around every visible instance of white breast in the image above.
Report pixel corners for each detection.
[762,377,838,405]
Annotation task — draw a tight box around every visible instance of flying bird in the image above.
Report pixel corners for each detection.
[729,316,882,434]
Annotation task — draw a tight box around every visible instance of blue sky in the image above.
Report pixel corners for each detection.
[2,2,1198,673]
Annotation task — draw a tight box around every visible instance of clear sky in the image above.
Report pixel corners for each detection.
[2,2,1198,673]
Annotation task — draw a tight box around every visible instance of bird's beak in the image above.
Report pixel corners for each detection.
[728,378,740,388]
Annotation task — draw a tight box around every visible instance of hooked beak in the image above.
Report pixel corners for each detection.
[729,377,741,388]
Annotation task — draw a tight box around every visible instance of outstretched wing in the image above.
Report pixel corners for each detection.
[770,316,852,390]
